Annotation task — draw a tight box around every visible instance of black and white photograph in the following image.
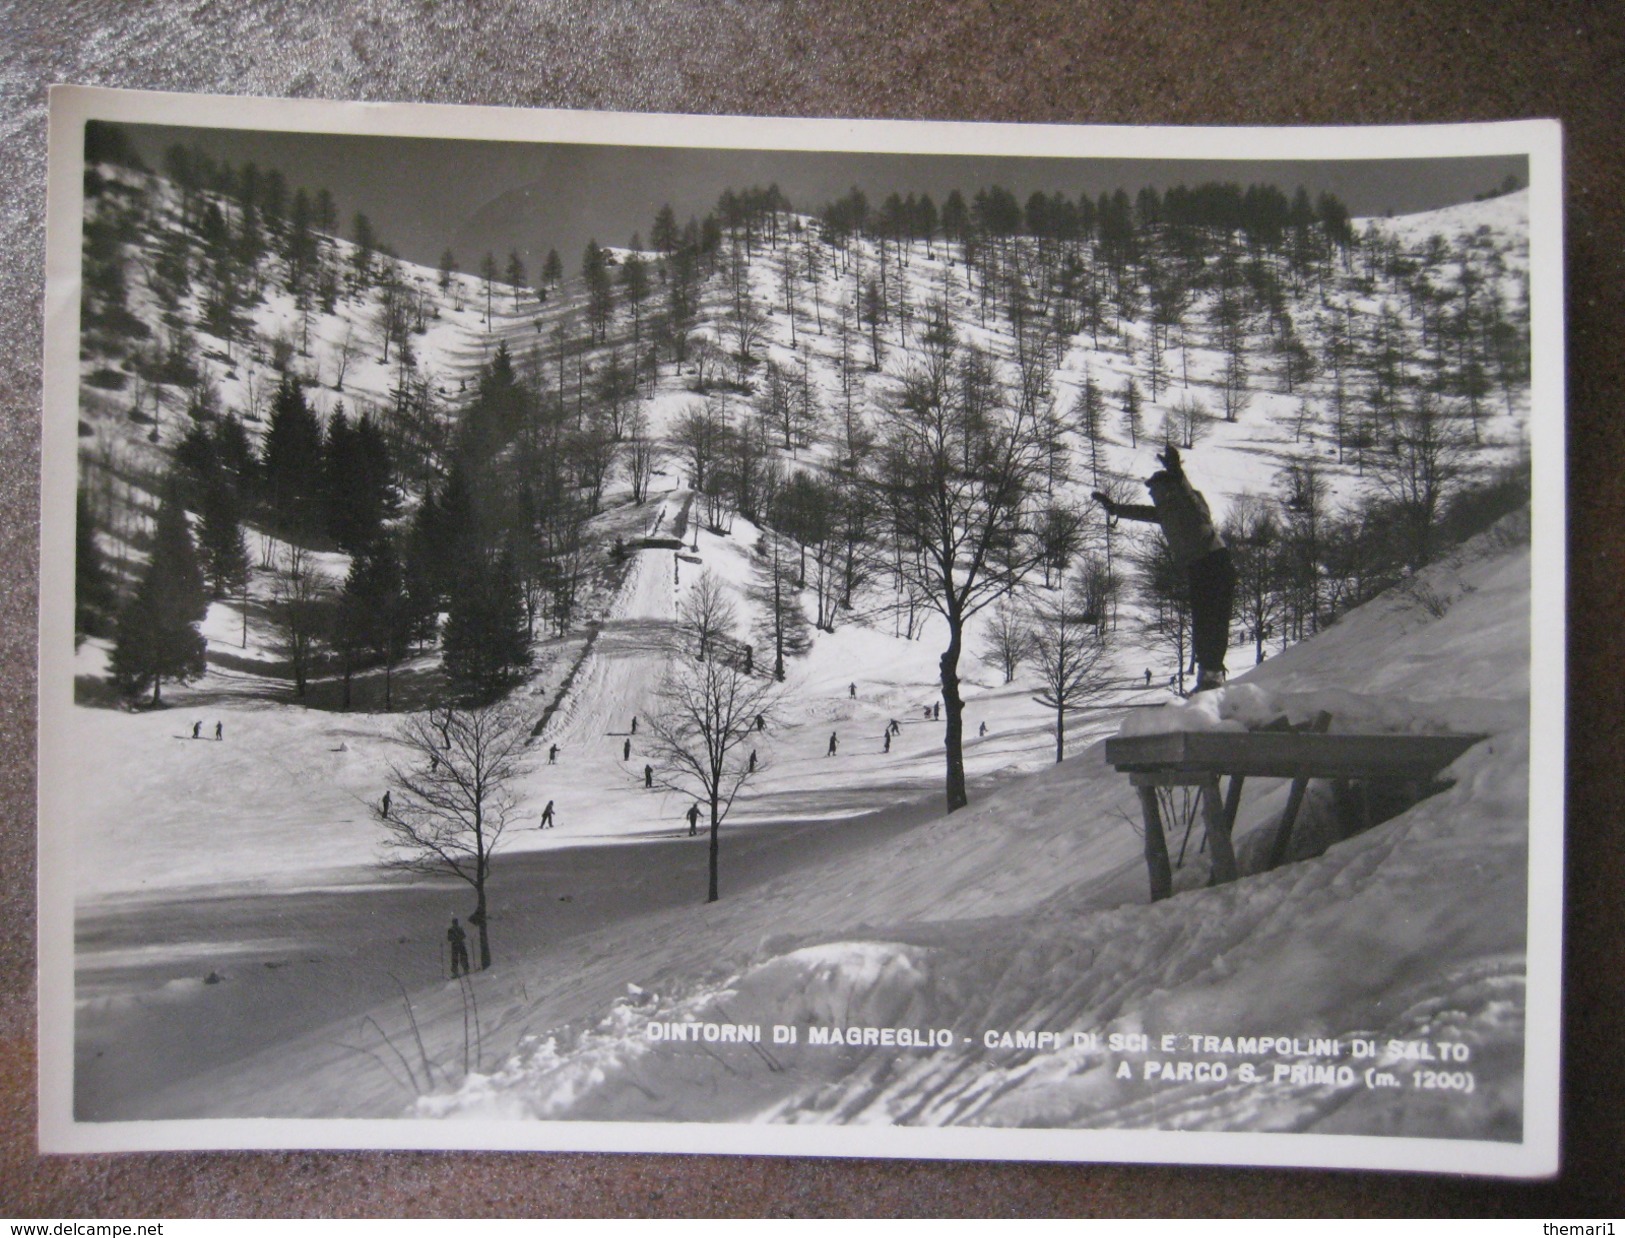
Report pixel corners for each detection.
[37,88,1564,1174]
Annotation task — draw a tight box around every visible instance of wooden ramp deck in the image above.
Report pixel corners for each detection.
[1103,724,1486,902]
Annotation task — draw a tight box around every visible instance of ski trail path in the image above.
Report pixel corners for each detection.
[508,490,685,842]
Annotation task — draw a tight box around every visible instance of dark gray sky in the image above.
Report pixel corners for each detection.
[117,122,1526,278]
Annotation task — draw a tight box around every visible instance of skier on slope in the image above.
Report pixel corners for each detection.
[447,916,470,978]
[1094,445,1235,693]
[644,763,654,789]
[540,800,555,829]
[687,802,701,835]
[827,732,838,757]
[623,737,632,761]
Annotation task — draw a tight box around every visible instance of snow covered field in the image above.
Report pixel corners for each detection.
[70,517,1532,1143]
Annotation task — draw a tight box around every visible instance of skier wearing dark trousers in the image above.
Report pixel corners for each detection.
[380,790,391,818]
[883,731,891,753]
[748,749,757,773]
[215,721,223,740]
[889,719,901,736]
[849,683,856,698]
[1095,446,1235,693]
[549,744,559,764]
[623,737,632,761]
[644,763,654,788]
[192,721,201,739]
[687,803,701,835]
[827,732,838,756]
[631,716,638,735]
[756,714,766,732]
[447,916,470,977]
[540,800,555,828]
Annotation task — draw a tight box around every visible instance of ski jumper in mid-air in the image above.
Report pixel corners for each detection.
[1094,445,1235,693]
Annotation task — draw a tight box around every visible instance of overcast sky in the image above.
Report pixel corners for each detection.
[117,122,1527,279]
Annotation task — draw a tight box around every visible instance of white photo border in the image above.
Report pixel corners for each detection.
[38,85,1566,1175]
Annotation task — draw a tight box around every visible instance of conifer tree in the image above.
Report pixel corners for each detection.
[110,489,208,705]
[335,539,411,710]
[479,251,499,327]
[198,478,251,600]
[505,250,527,308]
[442,550,532,703]
[261,374,325,537]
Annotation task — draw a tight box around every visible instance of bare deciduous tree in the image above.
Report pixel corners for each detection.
[679,569,739,664]
[381,702,532,971]
[1028,566,1112,763]
[979,597,1033,684]
[269,542,327,698]
[647,654,778,903]
[623,406,662,505]
[873,339,1049,812]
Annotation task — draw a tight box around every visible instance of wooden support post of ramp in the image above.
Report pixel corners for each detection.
[1202,774,1240,885]
[1266,711,1334,868]
[1137,785,1173,902]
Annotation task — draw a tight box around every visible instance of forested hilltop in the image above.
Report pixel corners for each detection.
[74,119,1528,801]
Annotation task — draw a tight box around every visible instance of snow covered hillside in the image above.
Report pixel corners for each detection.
[94,515,1529,1140]
[66,137,1536,1142]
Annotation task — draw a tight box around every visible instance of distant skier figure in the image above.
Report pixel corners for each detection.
[743,646,753,675]
[623,737,632,761]
[932,702,940,721]
[827,732,838,757]
[540,800,555,829]
[430,754,440,773]
[979,721,987,737]
[1094,445,1234,693]
[889,719,900,736]
[922,705,931,720]
[883,731,891,754]
[447,917,470,978]
[849,682,856,699]
[687,802,701,836]
[192,721,202,739]
[549,744,559,764]
[644,763,654,789]
[214,721,223,741]
[380,790,391,818]
[1145,668,1153,687]
[748,749,757,773]
[630,716,638,735]
[756,714,766,732]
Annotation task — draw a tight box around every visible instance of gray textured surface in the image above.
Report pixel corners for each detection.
[3,0,1622,1216]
